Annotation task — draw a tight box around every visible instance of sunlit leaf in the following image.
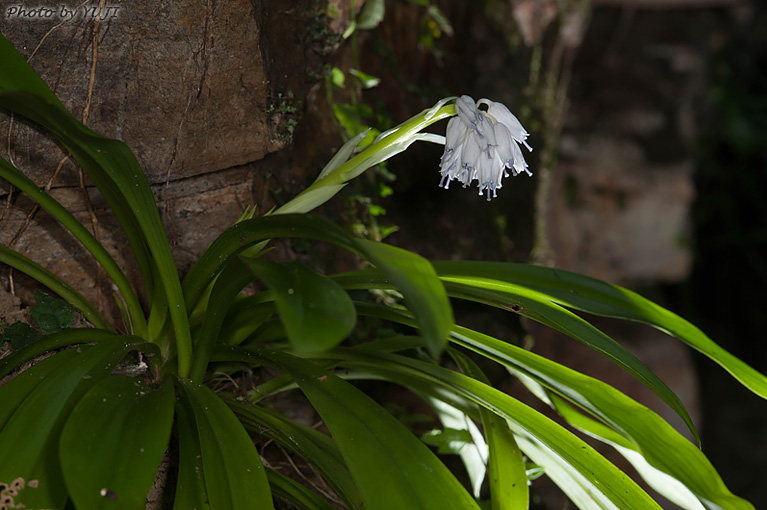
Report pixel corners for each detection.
[332,268,698,442]
[449,324,754,510]
[549,394,706,510]
[349,68,381,89]
[421,427,475,455]
[331,66,345,88]
[431,261,767,401]
[452,352,529,510]
[265,350,480,510]
[330,347,661,509]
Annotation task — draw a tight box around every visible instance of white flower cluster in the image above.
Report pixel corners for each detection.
[439,95,532,200]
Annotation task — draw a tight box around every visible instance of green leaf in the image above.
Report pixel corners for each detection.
[189,256,263,382]
[548,394,707,510]
[190,255,356,378]
[0,34,191,375]
[1,322,42,350]
[444,276,700,443]
[330,66,345,88]
[421,427,474,454]
[332,103,373,137]
[173,392,209,510]
[448,326,753,510]
[218,298,274,346]
[0,328,134,379]
[315,129,370,181]
[515,432,618,510]
[0,156,146,335]
[265,350,480,510]
[432,260,767,401]
[342,19,357,40]
[423,397,487,497]
[349,68,381,89]
[184,214,452,358]
[266,470,337,510]
[452,352,529,510]
[357,0,385,30]
[0,348,83,507]
[353,302,753,509]
[354,240,451,357]
[240,259,356,356]
[324,343,662,510]
[0,346,81,432]
[59,377,175,510]
[31,289,75,334]
[274,184,348,214]
[0,341,143,509]
[179,381,272,509]
[334,268,698,442]
[231,401,362,508]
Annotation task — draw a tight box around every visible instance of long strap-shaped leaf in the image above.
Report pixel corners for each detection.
[0,340,148,509]
[0,34,191,374]
[183,213,452,357]
[449,328,753,510]
[547,392,707,510]
[59,376,175,510]
[265,469,337,510]
[0,243,111,330]
[260,349,481,510]
[450,352,529,510]
[352,302,753,510]
[231,401,363,509]
[320,344,662,510]
[0,156,146,335]
[190,256,356,381]
[332,269,699,444]
[442,277,700,443]
[178,381,272,509]
[0,328,135,379]
[431,260,767,400]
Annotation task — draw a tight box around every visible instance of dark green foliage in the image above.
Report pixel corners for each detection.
[30,290,75,334]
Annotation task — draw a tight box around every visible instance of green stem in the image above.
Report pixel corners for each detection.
[275,103,456,214]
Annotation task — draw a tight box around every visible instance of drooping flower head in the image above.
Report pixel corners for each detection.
[439,95,532,200]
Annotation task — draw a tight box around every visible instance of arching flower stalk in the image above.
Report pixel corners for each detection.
[276,95,532,215]
[439,95,533,200]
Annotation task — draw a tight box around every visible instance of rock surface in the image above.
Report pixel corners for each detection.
[0,0,346,313]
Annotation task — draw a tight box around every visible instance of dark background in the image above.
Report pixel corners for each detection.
[2,0,765,507]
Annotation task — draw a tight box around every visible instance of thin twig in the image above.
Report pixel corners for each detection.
[78,0,109,312]
[27,0,90,63]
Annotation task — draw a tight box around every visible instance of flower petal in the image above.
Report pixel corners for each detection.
[481,99,530,144]
[439,96,533,199]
